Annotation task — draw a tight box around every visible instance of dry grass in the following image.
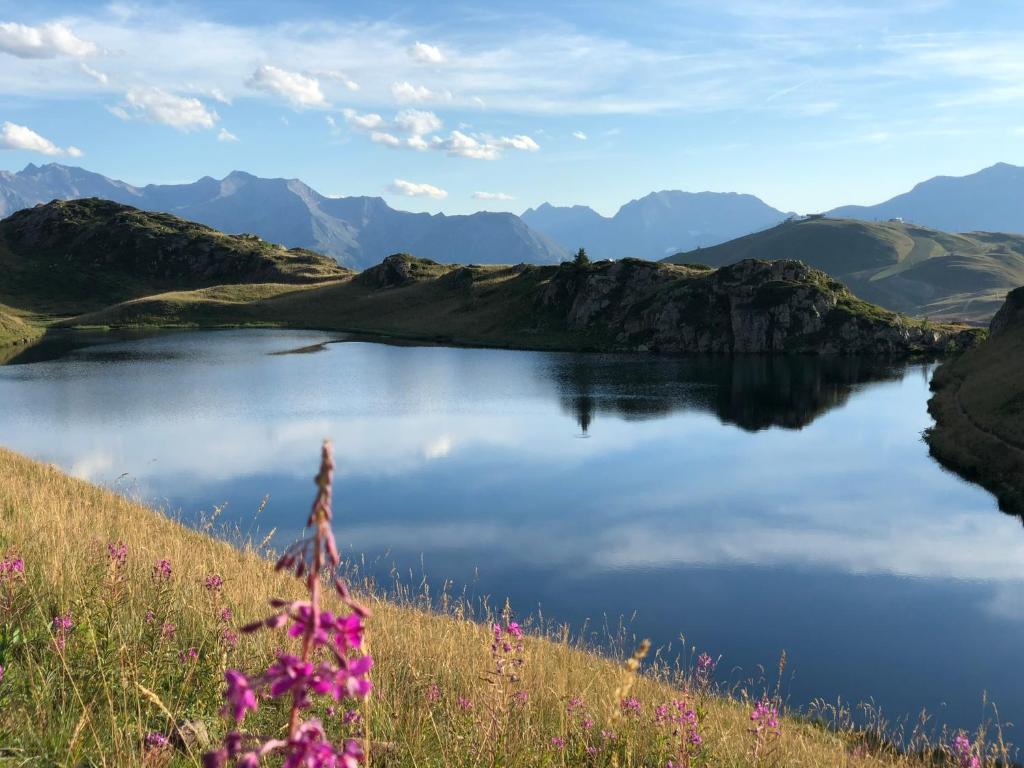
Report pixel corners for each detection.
[0,447,1009,766]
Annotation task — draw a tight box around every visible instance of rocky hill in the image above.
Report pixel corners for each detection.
[663,216,1024,323]
[928,287,1024,515]
[0,198,349,314]
[67,252,982,357]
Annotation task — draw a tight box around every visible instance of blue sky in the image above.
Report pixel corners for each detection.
[1,0,1023,215]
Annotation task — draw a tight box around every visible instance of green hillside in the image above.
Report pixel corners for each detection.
[663,217,1024,323]
[0,198,349,316]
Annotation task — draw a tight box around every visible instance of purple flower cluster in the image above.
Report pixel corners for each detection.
[750,698,780,735]
[620,696,642,717]
[152,558,172,581]
[205,574,225,593]
[0,556,24,580]
[655,698,703,759]
[145,732,170,749]
[52,612,73,652]
[951,733,981,768]
[205,441,372,768]
[107,541,128,569]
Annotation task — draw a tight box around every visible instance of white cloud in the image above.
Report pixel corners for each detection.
[430,131,541,160]
[116,87,219,131]
[79,63,109,85]
[389,178,447,199]
[572,130,588,140]
[472,191,515,201]
[390,80,451,104]
[341,108,384,130]
[217,128,239,142]
[247,65,325,108]
[406,135,429,151]
[409,41,444,64]
[1014,126,1024,136]
[316,70,360,91]
[394,108,442,135]
[0,21,97,59]
[0,121,77,156]
[370,131,402,147]
[433,130,498,160]
[495,134,540,151]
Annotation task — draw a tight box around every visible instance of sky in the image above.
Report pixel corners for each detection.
[1,0,1023,216]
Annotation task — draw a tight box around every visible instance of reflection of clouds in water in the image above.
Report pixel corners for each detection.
[423,434,453,460]
[344,500,1024,584]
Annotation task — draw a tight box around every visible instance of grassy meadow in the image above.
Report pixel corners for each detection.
[0,446,1012,766]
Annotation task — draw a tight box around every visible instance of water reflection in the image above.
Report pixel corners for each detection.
[553,354,907,433]
[0,329,1017,734]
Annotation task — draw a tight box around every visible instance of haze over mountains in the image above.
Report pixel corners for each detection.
[1,162,1023,274]
[0,164,567,270]
[828,163,1024,233]
[522,192,794,259]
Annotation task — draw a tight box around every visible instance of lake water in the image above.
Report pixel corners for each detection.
[1,329,1021,736]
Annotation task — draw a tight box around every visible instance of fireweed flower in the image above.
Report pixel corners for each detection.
[107,541,127,568]
[951,733,981,768]
[153,558,172,581]
[52,613,73,652]
[205,574,224,593]
[145,732,170,749]
[205,442,372,767]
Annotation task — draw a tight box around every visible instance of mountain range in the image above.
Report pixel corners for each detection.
[828,162,1024,232]
[2,161,1024,272]
[521,192,793,259]
[0,164,567,270]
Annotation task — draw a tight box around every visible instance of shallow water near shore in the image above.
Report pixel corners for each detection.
[1,328,1020,736]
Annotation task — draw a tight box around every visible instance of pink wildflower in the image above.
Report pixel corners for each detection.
[426,683,441,703]
[205,574,224,593]
[160,622,176,640]
[52,612,73,652]
[951,733,981,768]
[550,737,565,750]
[620,696,642,716]
[145,732,170,749]
[153,559,172,581]
[107,541,127,568]
[458,696,474,711]
[223,670,259,723]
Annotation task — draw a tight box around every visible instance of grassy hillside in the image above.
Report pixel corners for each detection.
[0,305,41,349]
[0,446,1008,766]
[0,198,349,316]
[64,253,983,357]
[927,287,1024,515]
[663,217,1024,323]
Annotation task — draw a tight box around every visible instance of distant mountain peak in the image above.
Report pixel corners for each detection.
[0,163,567,269]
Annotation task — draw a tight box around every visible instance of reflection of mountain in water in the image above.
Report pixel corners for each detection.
[549,355,910,433]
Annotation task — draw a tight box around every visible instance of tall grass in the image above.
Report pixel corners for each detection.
[0,446,1013,766]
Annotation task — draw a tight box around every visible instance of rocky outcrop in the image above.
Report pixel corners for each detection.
[537,258,981,355]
